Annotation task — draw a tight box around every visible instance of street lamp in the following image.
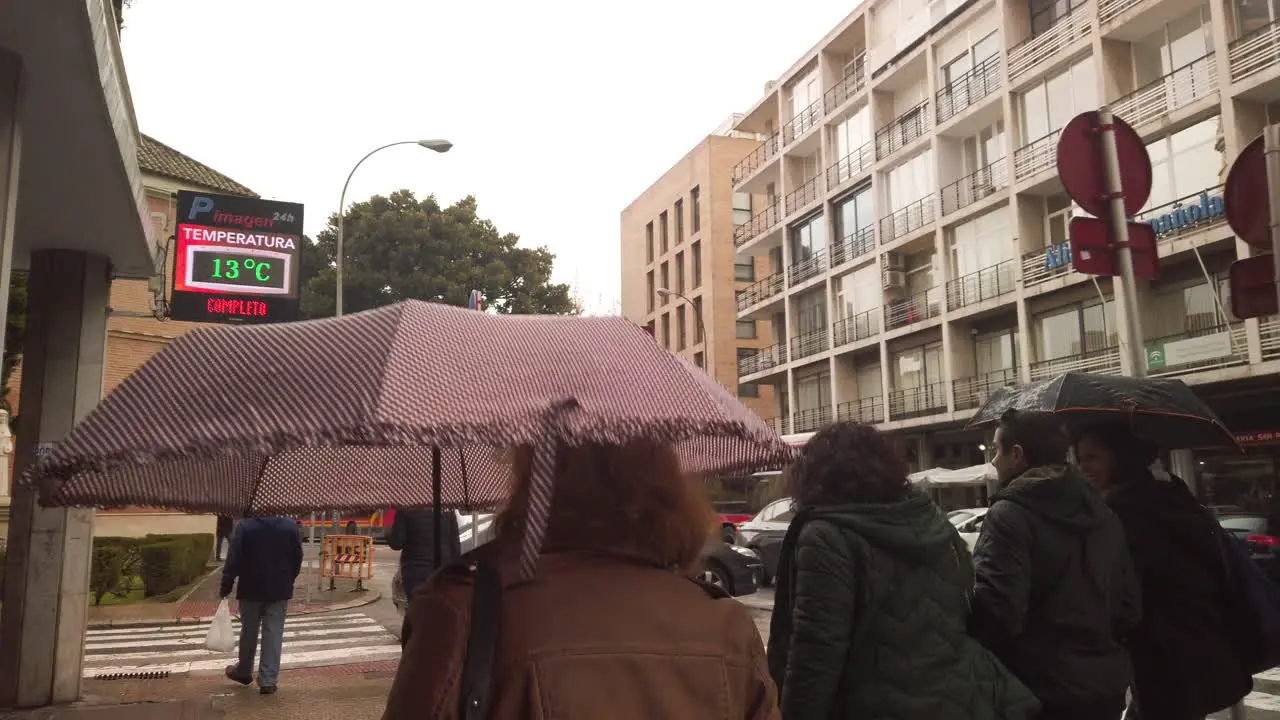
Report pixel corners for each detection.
[335,139,452,317]
[656,287,709,376]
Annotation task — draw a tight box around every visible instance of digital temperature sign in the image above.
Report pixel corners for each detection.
[171,191,305,325]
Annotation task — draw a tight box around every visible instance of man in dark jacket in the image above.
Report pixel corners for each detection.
[971,409,1141,720]
[388,507,460,648]
[220,515,304,694]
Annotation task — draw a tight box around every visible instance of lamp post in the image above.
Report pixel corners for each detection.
[335,138,452,318]
[656,288,710,379]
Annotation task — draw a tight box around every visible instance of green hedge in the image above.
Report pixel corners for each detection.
[90,533,214,602]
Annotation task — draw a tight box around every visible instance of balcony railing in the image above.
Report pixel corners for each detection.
[875,101,930,160]
[1030,346,1122,380]
[885,287,943,331]
[937,54,1002,125]
[826,141,874,188]
[833,307,881,347]
[1013,128,1062,181]
[838,395,884,424]
[1229,17,1280,83]
[784,98,825,145]
[794,406,834,433]
[831,225,876,269]
[1135,184,1226,245]
[790,328,830,361]
[733,203,780,247]
[766,415,793,435]
[1262,315,1280,361]
[953,368,1020,411]
[1111,53,1217,130]
[1008,4,1092,84]
[785,176,820,216]
[889,382,949,419]
[738,343,788,377]
[1146,323,1248,377]
[1021,243,1077,287]
[879,196,936,244]
[788,249,828,286]
[940,158,1009,216]
[946,260,1016,311]
[824,53,868,111]
[1099,0,1144,25]
[731,133,781,186]
[736,272,785,312]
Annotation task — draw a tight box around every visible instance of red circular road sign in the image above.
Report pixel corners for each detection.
[1224,135,1271,251]
[1056,111,1152,218]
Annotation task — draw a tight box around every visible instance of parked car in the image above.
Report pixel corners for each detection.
[734,498,796,586]
[391,533,764,614]
[1217,511,1280,582]
[948,507,988,551]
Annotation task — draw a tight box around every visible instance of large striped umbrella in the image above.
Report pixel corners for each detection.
[22,300,792,578]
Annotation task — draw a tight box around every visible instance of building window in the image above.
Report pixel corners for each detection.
[677,306,687,350]
[1142,117,1224,213]
[694,351,705,369]
[795,288,828,335]
[949,206,1014,277]
[834,185,874,244]
[733,192,753,226]
[1030,0,1087,36]
[675,252,686,294]
[691,241,703,288]
[646,270,655,312]
[789,213,826,265]
[646,222,654,264]
[886,150,935,212]
[736,320,758,339]
[975,330,1018,375]
[690,186,701,233]
[738,383,760,398]
[674,199,684,245]
[1018,56,1097,144]
[735,259,756,282]
[1035,300,1118,361]
[796,372,832,411]
[659,211,669,253]
[659,262,670,304]
[692,296,704,343]
[661,313,671,349]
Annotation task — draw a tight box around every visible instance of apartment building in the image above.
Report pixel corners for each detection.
[621,121,776,419]
[728,0,1280,501]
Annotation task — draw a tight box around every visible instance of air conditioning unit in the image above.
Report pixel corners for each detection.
[881,252,906,272]
[882,269,907,289]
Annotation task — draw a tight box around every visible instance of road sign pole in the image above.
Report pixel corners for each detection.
[1266,124,1280,320]
[1099,106,1148,378]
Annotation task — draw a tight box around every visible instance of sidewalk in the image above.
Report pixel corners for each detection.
[0,661,400,720]
[87,563,380,629]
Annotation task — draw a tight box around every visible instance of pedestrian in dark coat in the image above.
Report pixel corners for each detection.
[220,516,303,693]
[215,515,234,561]
[1076,424,1252,719]
[388,507,461,648]
[972,409,1141,720]
[766,421,1040,720]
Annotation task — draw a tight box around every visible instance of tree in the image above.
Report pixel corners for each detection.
[2,272,27,417]
[299,190,575,318]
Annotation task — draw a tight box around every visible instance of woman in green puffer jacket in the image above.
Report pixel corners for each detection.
[766,421,1039,720]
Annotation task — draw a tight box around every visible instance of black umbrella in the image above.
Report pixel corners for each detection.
[966,372,1237,450]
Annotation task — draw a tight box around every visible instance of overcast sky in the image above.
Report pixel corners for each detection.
[120,0,853,312]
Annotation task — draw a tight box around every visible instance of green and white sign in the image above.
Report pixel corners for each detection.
[1145,331,1234,372]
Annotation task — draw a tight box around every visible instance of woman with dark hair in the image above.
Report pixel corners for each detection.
[383,440,779,720]
[766,421,1039,720]
[1075,425,1251,720]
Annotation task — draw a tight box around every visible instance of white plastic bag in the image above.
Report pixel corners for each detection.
[204,599,235,653]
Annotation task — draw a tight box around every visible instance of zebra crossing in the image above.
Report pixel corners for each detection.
[82,611,400,679]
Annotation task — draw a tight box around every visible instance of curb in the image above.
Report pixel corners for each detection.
[85,591,383,629]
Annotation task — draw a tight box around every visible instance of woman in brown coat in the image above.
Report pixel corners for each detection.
[383,440,779,720]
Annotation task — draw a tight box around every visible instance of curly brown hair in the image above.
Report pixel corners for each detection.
[784,421,911,506]
[494,440,716,574]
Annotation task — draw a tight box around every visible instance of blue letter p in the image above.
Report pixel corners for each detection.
[188,196,215,221]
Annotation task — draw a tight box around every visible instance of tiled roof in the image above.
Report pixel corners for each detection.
[138,134,258,197]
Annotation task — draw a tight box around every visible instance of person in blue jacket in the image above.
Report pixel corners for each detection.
[220,515,304,694]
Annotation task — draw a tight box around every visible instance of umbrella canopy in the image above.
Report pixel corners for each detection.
[966,372,1235,449]
[23,301,793,576]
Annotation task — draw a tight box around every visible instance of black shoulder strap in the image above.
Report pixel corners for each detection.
[459,561,502,720]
